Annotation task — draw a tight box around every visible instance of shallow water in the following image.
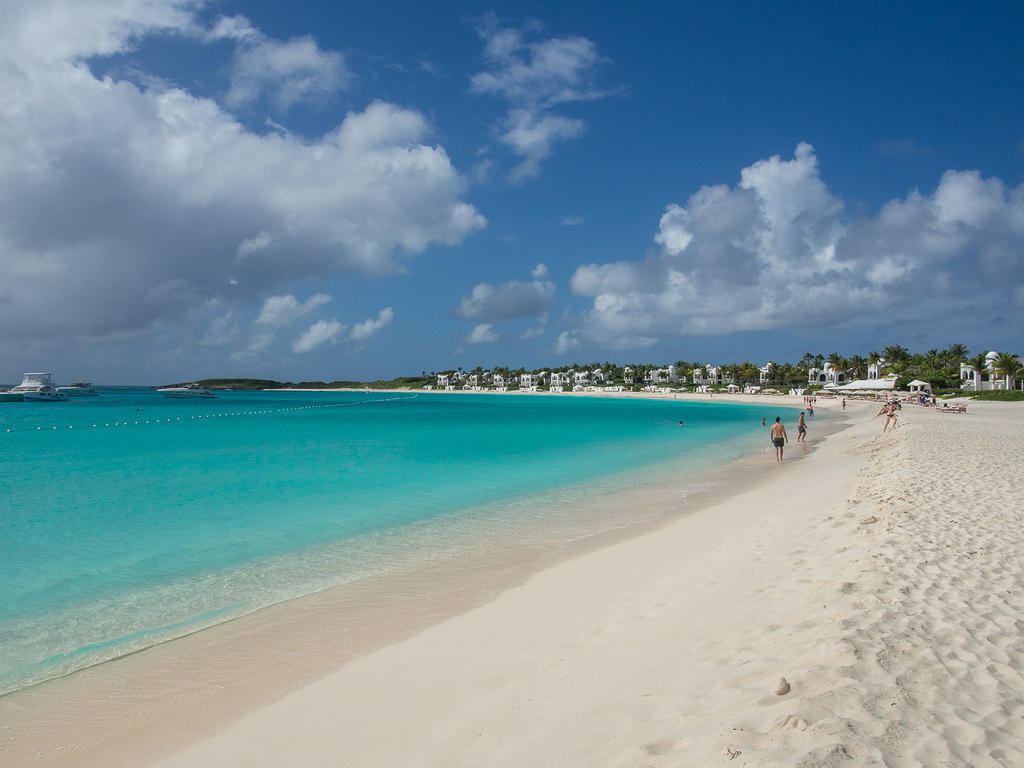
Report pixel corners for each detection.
[0,389,792,694]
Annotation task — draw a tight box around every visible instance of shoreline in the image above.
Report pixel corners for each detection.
[1,395,822,766]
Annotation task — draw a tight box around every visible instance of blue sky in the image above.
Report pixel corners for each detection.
[1,0,1022,383]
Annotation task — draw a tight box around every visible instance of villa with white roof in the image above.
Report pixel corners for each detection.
[692,364,733,386]
[867,358,887,379]
[960,351,1013,391]
[807,362,847,385]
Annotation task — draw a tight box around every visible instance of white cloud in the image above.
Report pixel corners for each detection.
[520,315,547,339]
[292,318,346,353]
[206,14,260,43]
[470,23,605,108]
[500,110,583,182]
[0,4,485,358]
[470,19,607,180]
[531,263,549,279]
[570,143,1024,347]
[455,266,555,322]
[224,30,351,112]
[256,293,332,326]
[1,0,199,64]
[561,216,584,226]
[554,331,579,354]
[349,307,394,341]
[467,324,499,344]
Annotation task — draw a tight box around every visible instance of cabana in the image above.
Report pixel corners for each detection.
[908,379,932,394]
[828,374,897,392]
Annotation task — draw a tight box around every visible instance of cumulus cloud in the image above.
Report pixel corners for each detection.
[571,143,1024,347]
[520,315,547,339]
[256,293,332,326]
[349,307,394,341]
[213,16,351,112]
[455,264,555,322]
[470,18,608,180]
[466,324,499,344]
[293,318,346,353]
[553,331,578,354]
[561,216,584,226]
[0,2,484,363]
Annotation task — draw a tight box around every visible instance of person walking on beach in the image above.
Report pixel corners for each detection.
[883,402,899,432]
[841,398,846,412]
[797,411,807,442]
[770,417,788,462]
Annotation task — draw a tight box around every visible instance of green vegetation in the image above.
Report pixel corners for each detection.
[964,390,1024,402]
[196,378,287,390]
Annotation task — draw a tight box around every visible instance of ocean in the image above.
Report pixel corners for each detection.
[0,389,789,695]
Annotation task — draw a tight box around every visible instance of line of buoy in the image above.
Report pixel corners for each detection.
[2,395,418,434]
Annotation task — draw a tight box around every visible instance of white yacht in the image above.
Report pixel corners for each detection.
[156,382,217,398]
[11,372,69,402]
[0,388,24,402]
[56,381,99,397]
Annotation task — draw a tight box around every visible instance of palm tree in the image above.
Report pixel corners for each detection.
[848,355,868,379]
[968,353,989,392]
[812,353,824,370]
[883,344,911,364]
[944,343,969,365]
[1013,359,1024,391]
[993,353,1021,390]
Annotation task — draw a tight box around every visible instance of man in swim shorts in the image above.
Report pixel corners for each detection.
[770,417,788,462]
[797,411,807,442]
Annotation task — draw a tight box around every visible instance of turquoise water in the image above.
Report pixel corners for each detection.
[0,389,787,695]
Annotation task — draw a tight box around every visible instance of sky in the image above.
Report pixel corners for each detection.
[1,0,1022,384]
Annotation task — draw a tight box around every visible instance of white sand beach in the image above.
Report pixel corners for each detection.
[5,397,1022,767]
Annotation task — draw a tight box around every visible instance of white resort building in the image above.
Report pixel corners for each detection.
[692,365,733,387]
[960,351,1017,391]
[807,363,848,386]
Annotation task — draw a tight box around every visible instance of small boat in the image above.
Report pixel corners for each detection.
[57,381,99,397]
[0,389,25,402]
[11,373,68,402]
[156,382,217,398]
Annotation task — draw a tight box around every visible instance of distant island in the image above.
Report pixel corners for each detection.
[164,377,433,391]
